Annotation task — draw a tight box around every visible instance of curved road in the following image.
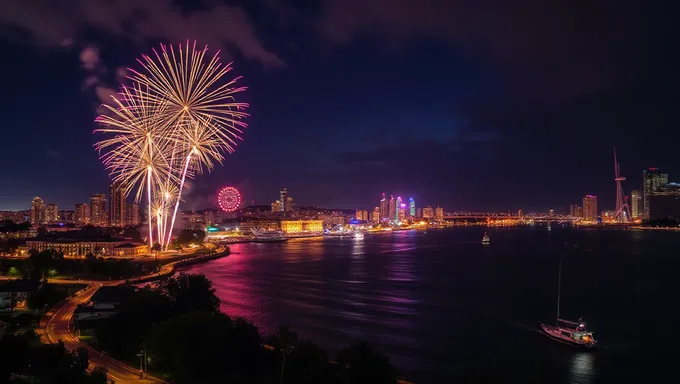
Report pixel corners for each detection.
[38,251,225,383]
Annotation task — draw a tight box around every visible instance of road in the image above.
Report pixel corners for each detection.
[5,249,226,383]
[41,283,164,383]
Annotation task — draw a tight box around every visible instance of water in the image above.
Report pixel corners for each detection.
[184,227,678,383]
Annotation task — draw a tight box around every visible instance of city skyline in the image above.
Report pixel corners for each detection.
[0,1,676,212]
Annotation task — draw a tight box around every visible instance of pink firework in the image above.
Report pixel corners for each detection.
[217,186,242,212]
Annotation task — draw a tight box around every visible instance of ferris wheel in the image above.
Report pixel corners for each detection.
[217,186,242,212]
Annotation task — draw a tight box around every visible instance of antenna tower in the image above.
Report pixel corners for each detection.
[614,146,631,223]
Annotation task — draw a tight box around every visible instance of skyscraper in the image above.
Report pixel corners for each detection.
[379,193,388,220]
[408,197,416,217]
[435,207,444,222]
[569,204,583,218]
[109,183,126,227]
[631,190,642,218]
[90,194,107,226]
[388,195,396,221]
[423,205,433,219]
[395,196,402,222]
[45,203,59,223]
[74,203,90,225]
[643,168,668,220]
[126,203,140,226]
[280,188,288,212]
[583,195,598,222]
[371,207,380,222]
[30,197,45,225]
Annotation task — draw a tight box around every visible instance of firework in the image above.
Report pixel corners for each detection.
[94,41,249,251]
[217,186,242,213]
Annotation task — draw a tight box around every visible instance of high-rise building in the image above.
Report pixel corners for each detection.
[371,207,380,222]
[109,183,126,226]
[74,203,90,225]
[631,190,642,218]
[58,210,74,223]
[388,195,396,221]
[45,203,59,223]
[435,207,444,222]
[398,207,406,222]
[569,204,583,218]
[583,195,598,222]
[90,194,107,226]
[379,193,388,220]
[395,197,403,222]
[280,188,289,212]
[30,197,45,225]
[649,183,680,220]
[415,207,422,218]
[285,196,295,212]
[271,200,281,212]
[126,203,140,226]
[422,205,434,219]
[408,197,416,217]
[643,168,668,220]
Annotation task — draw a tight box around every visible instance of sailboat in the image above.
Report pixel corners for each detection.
[482,232,490,244]
[540,258,597,348]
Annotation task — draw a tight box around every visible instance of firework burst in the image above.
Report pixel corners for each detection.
[94,41,249,250]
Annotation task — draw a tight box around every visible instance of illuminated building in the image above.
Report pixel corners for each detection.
[30,197,45,225]
[59,210,74,223]
[280,188,289,212]
[279,220,324,234]
[548,209,554,217]
[90,194,107,226]
[649,183,680,220]
[395,197,403,221]
[435,207,444,222]
[408,197,415,217]
[126,203,140,226]
[45,203,58,224]
[518,209,523,219]
[379,193,388,220]
[109,182,126,226]
[415,208,422,218]
[582,195,598,222]
[423,205,434,219]
[271,200,281,212]
[74,203,90,225]
[569,204,582,218]
[398,208,406,222]
[631,190,642,218]
[371,207,380,222]
[388,195,396,221]
[26,239,146,258]
[355,210,368,221]
[643,168,668,220]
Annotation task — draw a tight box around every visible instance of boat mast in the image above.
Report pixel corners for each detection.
[556,257,562,324]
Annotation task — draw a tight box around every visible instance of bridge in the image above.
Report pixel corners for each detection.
[443,215,579,223]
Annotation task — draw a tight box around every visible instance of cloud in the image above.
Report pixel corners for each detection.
[79,46,100,70]
[0,0,284,68]
[307,0,642,103]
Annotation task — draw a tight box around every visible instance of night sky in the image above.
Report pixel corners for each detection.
[0,0,676,212]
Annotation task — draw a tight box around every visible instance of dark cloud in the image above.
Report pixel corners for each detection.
[0,0,284,68]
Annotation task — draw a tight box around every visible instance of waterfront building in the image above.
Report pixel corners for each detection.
[26,239,146,258]
[409,197,416,217]
[279,220,324,234]
[379,193,388,220]
[631,190,642,218]
[271,200,281,212]
[423,206,434,219]
[74,203,90,225]
[649,183,680,220]
[388,195,396,221]
[643,168,668,220]
[279,188,295,212]
[415,207,422,218]
[355,210,368,221]
[583,195,598,222]
[30,197,45,225]
[371,207,380,222]
[569,204,582,218]
[435,207,444,222]
[109,182,126,226]
[395,197,403,222]
[45,203,58,223]
[90,194,107,226]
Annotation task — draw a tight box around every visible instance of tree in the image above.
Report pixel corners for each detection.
[28,249,64,280]
[286,342,337,384]
[146,313,263,383]
[155,273,221,314]
[151,242,162,260]
[336,342,397,384]
[272,325,298,384]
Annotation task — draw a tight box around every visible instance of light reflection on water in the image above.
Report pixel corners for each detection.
[569,352,595,384]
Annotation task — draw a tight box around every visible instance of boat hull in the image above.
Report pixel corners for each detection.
[540,323,597,349]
